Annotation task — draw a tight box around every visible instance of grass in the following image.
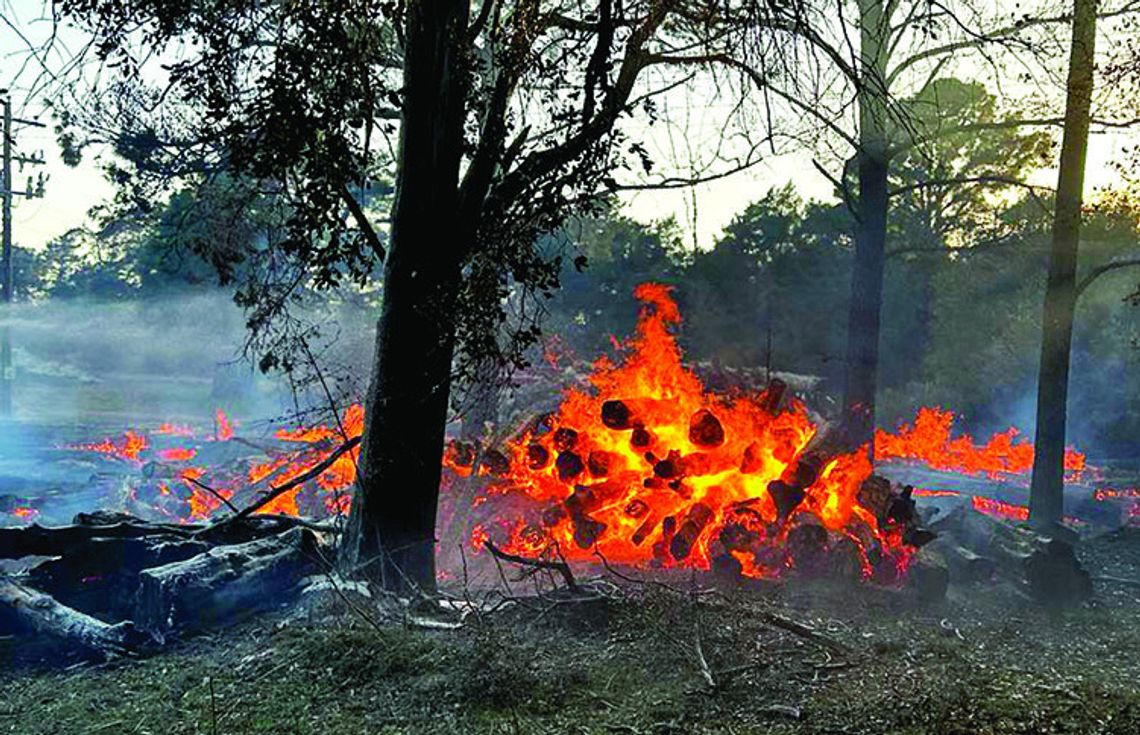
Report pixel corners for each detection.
[6,544,1140,734]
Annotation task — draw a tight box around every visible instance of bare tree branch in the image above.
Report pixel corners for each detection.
[1077,254,1140,297]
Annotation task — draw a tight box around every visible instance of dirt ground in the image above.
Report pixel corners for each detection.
[4,528,1140,735]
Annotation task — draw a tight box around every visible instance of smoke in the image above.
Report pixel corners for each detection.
[0,290,379,523]
[962,339,1137,465]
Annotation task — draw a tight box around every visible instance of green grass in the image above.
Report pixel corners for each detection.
[5,580,1140,734]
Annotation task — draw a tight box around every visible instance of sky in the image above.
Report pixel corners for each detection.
[1,0,1138,254]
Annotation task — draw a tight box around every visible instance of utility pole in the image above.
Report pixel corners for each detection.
[0,93,47,417]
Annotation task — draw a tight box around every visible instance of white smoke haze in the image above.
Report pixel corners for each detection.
[0,290,380,523]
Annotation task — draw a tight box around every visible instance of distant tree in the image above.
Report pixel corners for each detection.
[682,186,851,375]
[551,209,685,355]
[703,0,1140,452]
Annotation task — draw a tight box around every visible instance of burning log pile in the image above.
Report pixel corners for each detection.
[0,511,330,659]
[452,284,930,584]
[446,284,1109,605]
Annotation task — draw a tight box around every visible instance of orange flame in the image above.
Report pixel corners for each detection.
[215,410,235,441]
[157,447,197,462]
[970,495,1030,522]
[875,407,1086,480]
[461,283,910,580]
[73,430,149,464]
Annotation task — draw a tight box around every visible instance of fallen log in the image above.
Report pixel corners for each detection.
[0,578,148,658]
[944,506,1090,604]
[0,519,192,559]
[0,512,333,559]
[906,547,950,602]
[927,540,996,585]
[135,527,320,635]
[28,536,212,620]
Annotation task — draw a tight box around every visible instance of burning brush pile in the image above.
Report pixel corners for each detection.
[450,284,928,585]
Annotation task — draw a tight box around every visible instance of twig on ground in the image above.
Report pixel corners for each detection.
[753,607,852,655]
[483,540,579,592]
[693,620,716,690]
[1093,575,1140,589]
[183,475,240,514]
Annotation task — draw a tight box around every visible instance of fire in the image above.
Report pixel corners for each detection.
[63,404,363,524]
[73,430,149,464]
[875,407,1086,479]
[157,447,197,462]
[215,409,235,441]
[970,495,1030,522]
[460,283,914,581]
[155,422,195,437]
[910,488,962,498]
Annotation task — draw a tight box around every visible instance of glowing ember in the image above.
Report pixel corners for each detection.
[215,410,235,441]
[910,488,962,498]
[875,407,1086,480]
[1093,487,1140,502]
[971,495,1030,522]
[72,430,149,464]
[10,506,38,520]
[155,423,195,437]
[157,447,197,462]
[459,284,915,581]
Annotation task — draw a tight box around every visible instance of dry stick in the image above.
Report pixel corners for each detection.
[1092,575,1140,589]
[483,540,579,592]
[693,621,716,690]
[183,475,241,515]
[752,608,851,655]
[208,676,219,735]
[691,570,717,690]
[225,436,362,522]
[298,337,358,533]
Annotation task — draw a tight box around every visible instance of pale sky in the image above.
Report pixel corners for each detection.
[1,0,1137,253]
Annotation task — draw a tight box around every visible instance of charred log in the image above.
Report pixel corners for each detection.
[135,527,320,635]
[556,451,585,481]
[669,503,714,561]
[28,536,210,621]
[0,579,150,659]
[689,409,725,448]
[601,400,634,429]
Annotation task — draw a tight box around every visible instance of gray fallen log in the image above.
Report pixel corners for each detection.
[0,511,334,559]
[28,536,212,620]
[938,505,1091,604]
[0,578,147,658]
[135,527,320,635]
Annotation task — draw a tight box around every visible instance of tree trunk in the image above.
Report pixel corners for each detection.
[345,0,470,594]
[1029,0,1097,526]
[841,0,890,452]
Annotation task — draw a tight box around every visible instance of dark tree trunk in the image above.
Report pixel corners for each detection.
[346,0,470,594]
[842,150,889,451]
[841,0,890,453]
[1029,0,1097,526]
